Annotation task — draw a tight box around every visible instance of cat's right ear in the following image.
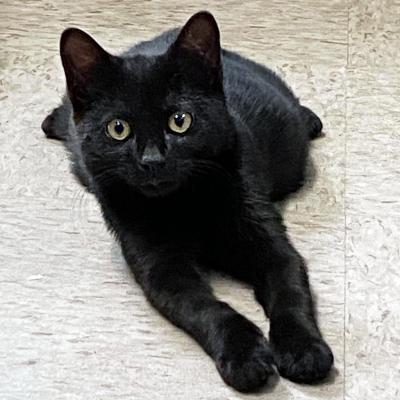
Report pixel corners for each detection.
[60,28,112,113]
[169,12,222,90]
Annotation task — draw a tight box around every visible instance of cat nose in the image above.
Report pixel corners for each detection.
[138,144,165,167]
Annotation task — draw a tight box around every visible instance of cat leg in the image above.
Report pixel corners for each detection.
[42,100,93,191]
[121,238,276,392]
[241,209,333,383]
[300,105,324,140]
[41,102,71,141]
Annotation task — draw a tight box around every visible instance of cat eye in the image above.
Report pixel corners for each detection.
[168,111,192,134]
[106,119,131,140]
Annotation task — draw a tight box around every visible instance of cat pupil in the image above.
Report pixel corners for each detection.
[115,120,124,134]
[174,113,185,127]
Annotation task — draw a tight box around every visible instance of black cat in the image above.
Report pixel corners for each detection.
[42,11,333,393]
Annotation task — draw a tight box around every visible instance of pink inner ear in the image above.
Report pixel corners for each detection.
[71,41,100,71]
[183,20,214,51]
[177,11,221,68]
[60,28,111,111]
[61,29,106,73]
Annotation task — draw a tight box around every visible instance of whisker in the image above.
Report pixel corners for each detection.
[190,159,233,182]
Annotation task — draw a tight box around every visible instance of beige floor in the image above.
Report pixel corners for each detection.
[1,0,399,399]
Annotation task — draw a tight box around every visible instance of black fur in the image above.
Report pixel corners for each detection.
[42,11,332,392]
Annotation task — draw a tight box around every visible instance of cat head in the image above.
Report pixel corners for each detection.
[61,11,237,197]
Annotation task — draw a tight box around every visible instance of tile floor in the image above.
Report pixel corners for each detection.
[0,1,399,399]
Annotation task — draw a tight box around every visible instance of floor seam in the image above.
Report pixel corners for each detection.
[343,1,350,400]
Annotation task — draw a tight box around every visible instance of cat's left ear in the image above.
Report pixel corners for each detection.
[60,28,114,113]
[170,11,222,86]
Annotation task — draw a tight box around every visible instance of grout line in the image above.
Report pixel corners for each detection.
[343,1,350,400]
[346,4,350,67]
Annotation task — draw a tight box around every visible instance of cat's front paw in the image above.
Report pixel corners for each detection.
[272,337,333,383]
[215,319,276,392]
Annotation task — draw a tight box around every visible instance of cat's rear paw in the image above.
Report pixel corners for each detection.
[273,337,333,383]
[41,105,69,141]
[301,105,324,140]
[216,326,277,392]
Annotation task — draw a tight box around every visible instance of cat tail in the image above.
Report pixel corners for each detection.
[41,100,71,141]
[300,106,324,140]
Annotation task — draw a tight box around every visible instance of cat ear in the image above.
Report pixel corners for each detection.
[60,28,112,112]
[172,11,221,71]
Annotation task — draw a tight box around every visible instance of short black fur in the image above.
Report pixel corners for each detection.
[42,11,333,392]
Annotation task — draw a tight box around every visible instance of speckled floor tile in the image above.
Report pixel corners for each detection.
[0,196,344,400]
[349,0,400,68]
[346,66,400,215]
[279,64,346,217]
[344,67,400,398]
[345,214,400,400]
[345,3,400,397]
[1,0,348,64]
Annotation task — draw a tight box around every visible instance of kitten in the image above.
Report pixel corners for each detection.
[42,11,333,393]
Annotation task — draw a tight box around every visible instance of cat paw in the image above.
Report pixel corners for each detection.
[301,105,324,139]
[273,337,333,383]
[41,105,69,141]
[216,330,276,392]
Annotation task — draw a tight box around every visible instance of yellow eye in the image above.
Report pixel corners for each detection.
[168,111,192,134]
[106,119,131,140]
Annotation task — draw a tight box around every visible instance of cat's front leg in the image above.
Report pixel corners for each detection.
[120,235,276,392]
[242,209,334,383]
[260,249,334,384]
